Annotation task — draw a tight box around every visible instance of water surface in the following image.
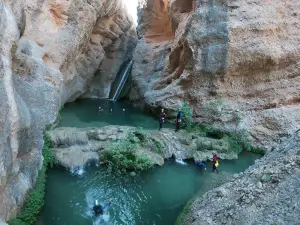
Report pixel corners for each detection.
[46,99,261,225]
[59,99,173,129]
[38,153,260,225]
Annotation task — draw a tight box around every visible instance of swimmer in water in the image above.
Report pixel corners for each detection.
[93,199,112,216]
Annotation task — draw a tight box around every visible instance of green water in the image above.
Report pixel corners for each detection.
[38,153,260,225]
[42,99,261,225]
[59,99,173,129]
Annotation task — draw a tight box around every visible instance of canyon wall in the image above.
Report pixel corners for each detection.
[130,0,300,147]
[131,0,300,223]
[182,130,300,225]
[0,0,136,221]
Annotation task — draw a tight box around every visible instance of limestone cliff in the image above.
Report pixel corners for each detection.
[130,0,300,147]
[182,131,300,225]
[130,1,300,224]
[0,0,136,221]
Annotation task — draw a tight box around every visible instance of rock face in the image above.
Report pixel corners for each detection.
[47,126,239,169]
[182,130,300,225]
[130,0,300,147]
[0,0,136,221]
[47,126,132,168]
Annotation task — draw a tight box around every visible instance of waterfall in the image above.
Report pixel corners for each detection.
[175,159,187,165]
[110,60,133,101]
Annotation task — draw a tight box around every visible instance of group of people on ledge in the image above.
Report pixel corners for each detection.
[158,108,182,132]
[159,108,220,173]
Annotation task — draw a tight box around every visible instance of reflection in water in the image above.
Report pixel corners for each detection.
[38,153,260,225]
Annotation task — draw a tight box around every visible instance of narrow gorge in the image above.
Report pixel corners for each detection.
[0,0,299,224]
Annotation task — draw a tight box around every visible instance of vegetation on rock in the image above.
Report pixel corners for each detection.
[188,124,265,155]
[175,199,194,225]
[8,133,55,225]
[154,139,163,155]
[102,130,153,175]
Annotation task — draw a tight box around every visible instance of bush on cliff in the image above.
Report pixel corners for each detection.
[8,134,55,225]
[188,124,265,155]
[102,131,153,175]
[173,101,193,128]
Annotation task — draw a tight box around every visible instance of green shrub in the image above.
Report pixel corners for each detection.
[187,124,265,155]
[225,135,243,154]
[174,101,193,128]
[247,146,265,155]
[9,132,55,225]
[187,123,220,138]
[128,129,146,143]
[154,140,163,155]
[103,136,153,175]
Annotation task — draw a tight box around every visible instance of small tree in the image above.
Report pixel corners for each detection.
[178,101,193,128]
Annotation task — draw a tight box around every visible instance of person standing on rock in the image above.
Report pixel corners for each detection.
[159,109,166,130]
[175,109,183,132]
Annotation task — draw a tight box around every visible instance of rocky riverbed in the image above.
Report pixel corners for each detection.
[47,125,241,169]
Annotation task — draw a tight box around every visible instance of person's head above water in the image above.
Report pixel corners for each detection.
[95,200,99,206]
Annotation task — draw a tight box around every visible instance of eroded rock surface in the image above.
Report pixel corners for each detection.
[130,0,300,147]
[182,131,300,225]
[47,126,239,169]
[0,0,136,221]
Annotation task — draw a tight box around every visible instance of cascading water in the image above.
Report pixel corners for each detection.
[110,60,133,101]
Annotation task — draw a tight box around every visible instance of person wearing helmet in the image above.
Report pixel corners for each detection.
[175,109,183,132]
[212,153,218,162]
[93,199,112,216]
[159,109,166,130]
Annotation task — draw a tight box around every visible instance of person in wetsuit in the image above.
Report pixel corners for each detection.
[212,160,219,174]
[212,153,219,173]
[93,200,112,216]
[175,110,183,132]
[195,160,207,170]
[212,153,218,162]
[159,109,166,130]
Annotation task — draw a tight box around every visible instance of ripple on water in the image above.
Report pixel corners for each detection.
[38,153,261,225]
